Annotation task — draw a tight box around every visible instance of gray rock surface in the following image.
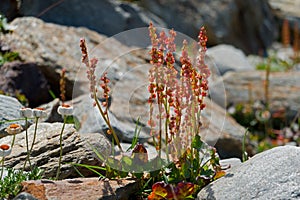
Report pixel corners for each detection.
[140,0,278,54]
[18,0,165,37]
[1,0,279,54]
[202,99,254,159]
[0,122,111,179]
[1,17,152,104]
[0,94,25,137]
[269,0,300,31]
[210,70,300,114]
[197,145,300,200]
[72,94,150,143]
[219,158,242,170]
[207,44,255,75]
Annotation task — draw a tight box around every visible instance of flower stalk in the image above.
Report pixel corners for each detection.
[20,107,33,170]
[56,115,66,180]
[80,38,123,152]
[0,144,12,179]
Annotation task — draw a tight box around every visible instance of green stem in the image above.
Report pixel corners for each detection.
[94,94,123,152]
[163,100,170,163]
[23,118,32,171]
[56,116,66,180]
[29,117,39,153]
[11,135,16,149]
[0,157,5,179]
[157,93,162,159]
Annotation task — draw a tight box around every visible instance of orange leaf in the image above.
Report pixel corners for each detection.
[176,182,194,198]
[214,170,226,180]
[148,182,169,200]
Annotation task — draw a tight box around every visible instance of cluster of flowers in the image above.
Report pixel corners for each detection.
[147,23,210,160]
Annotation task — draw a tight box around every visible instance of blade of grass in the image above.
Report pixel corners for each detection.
[127,117,142,152]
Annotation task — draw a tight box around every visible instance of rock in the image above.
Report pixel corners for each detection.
[197,146,300,200]
[18,0,165,37]
[140,0,278,54]
[0,62,52,107]
[202,99,254,159]
[207,44,255,75]
[20,178,139,200]
[269,0,300,30]
[219,158,242,171]
[269,0,300,18]
[0,0,19,21]
[1,17,153,105]
[72,94,150,143]
[0,122,111,179]
[13,192,38,200]
[1,17,107,101]
[210,70,300,116]
[2,0,279,54]
[0,94,25,137]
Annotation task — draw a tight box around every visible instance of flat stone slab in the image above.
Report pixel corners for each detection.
[20,178,139,200]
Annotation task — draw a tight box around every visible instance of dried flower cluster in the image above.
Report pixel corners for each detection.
[80,38,98,99]
[60,68,66,103]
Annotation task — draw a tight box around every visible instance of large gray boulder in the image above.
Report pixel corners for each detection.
[1,0,279,54]
[140,0,278,54]
[197,145,300,200]
[18,0,165,37]
[0,122,111,179]
[1,16,151,103]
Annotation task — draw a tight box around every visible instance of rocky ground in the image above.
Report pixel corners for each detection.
[0,0,299,199]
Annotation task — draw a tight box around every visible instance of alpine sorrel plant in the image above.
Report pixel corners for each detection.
[78,24,223,199]
[146,23,223,199]
[148,23,210,160]
[79,38,123,152]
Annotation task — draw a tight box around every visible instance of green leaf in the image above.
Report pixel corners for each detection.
[126,117,142,152]
[181,162,191,179]
[121,155,133,171]
[191,135,203,151]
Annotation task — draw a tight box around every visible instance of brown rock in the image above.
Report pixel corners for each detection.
[21,178,140,200]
